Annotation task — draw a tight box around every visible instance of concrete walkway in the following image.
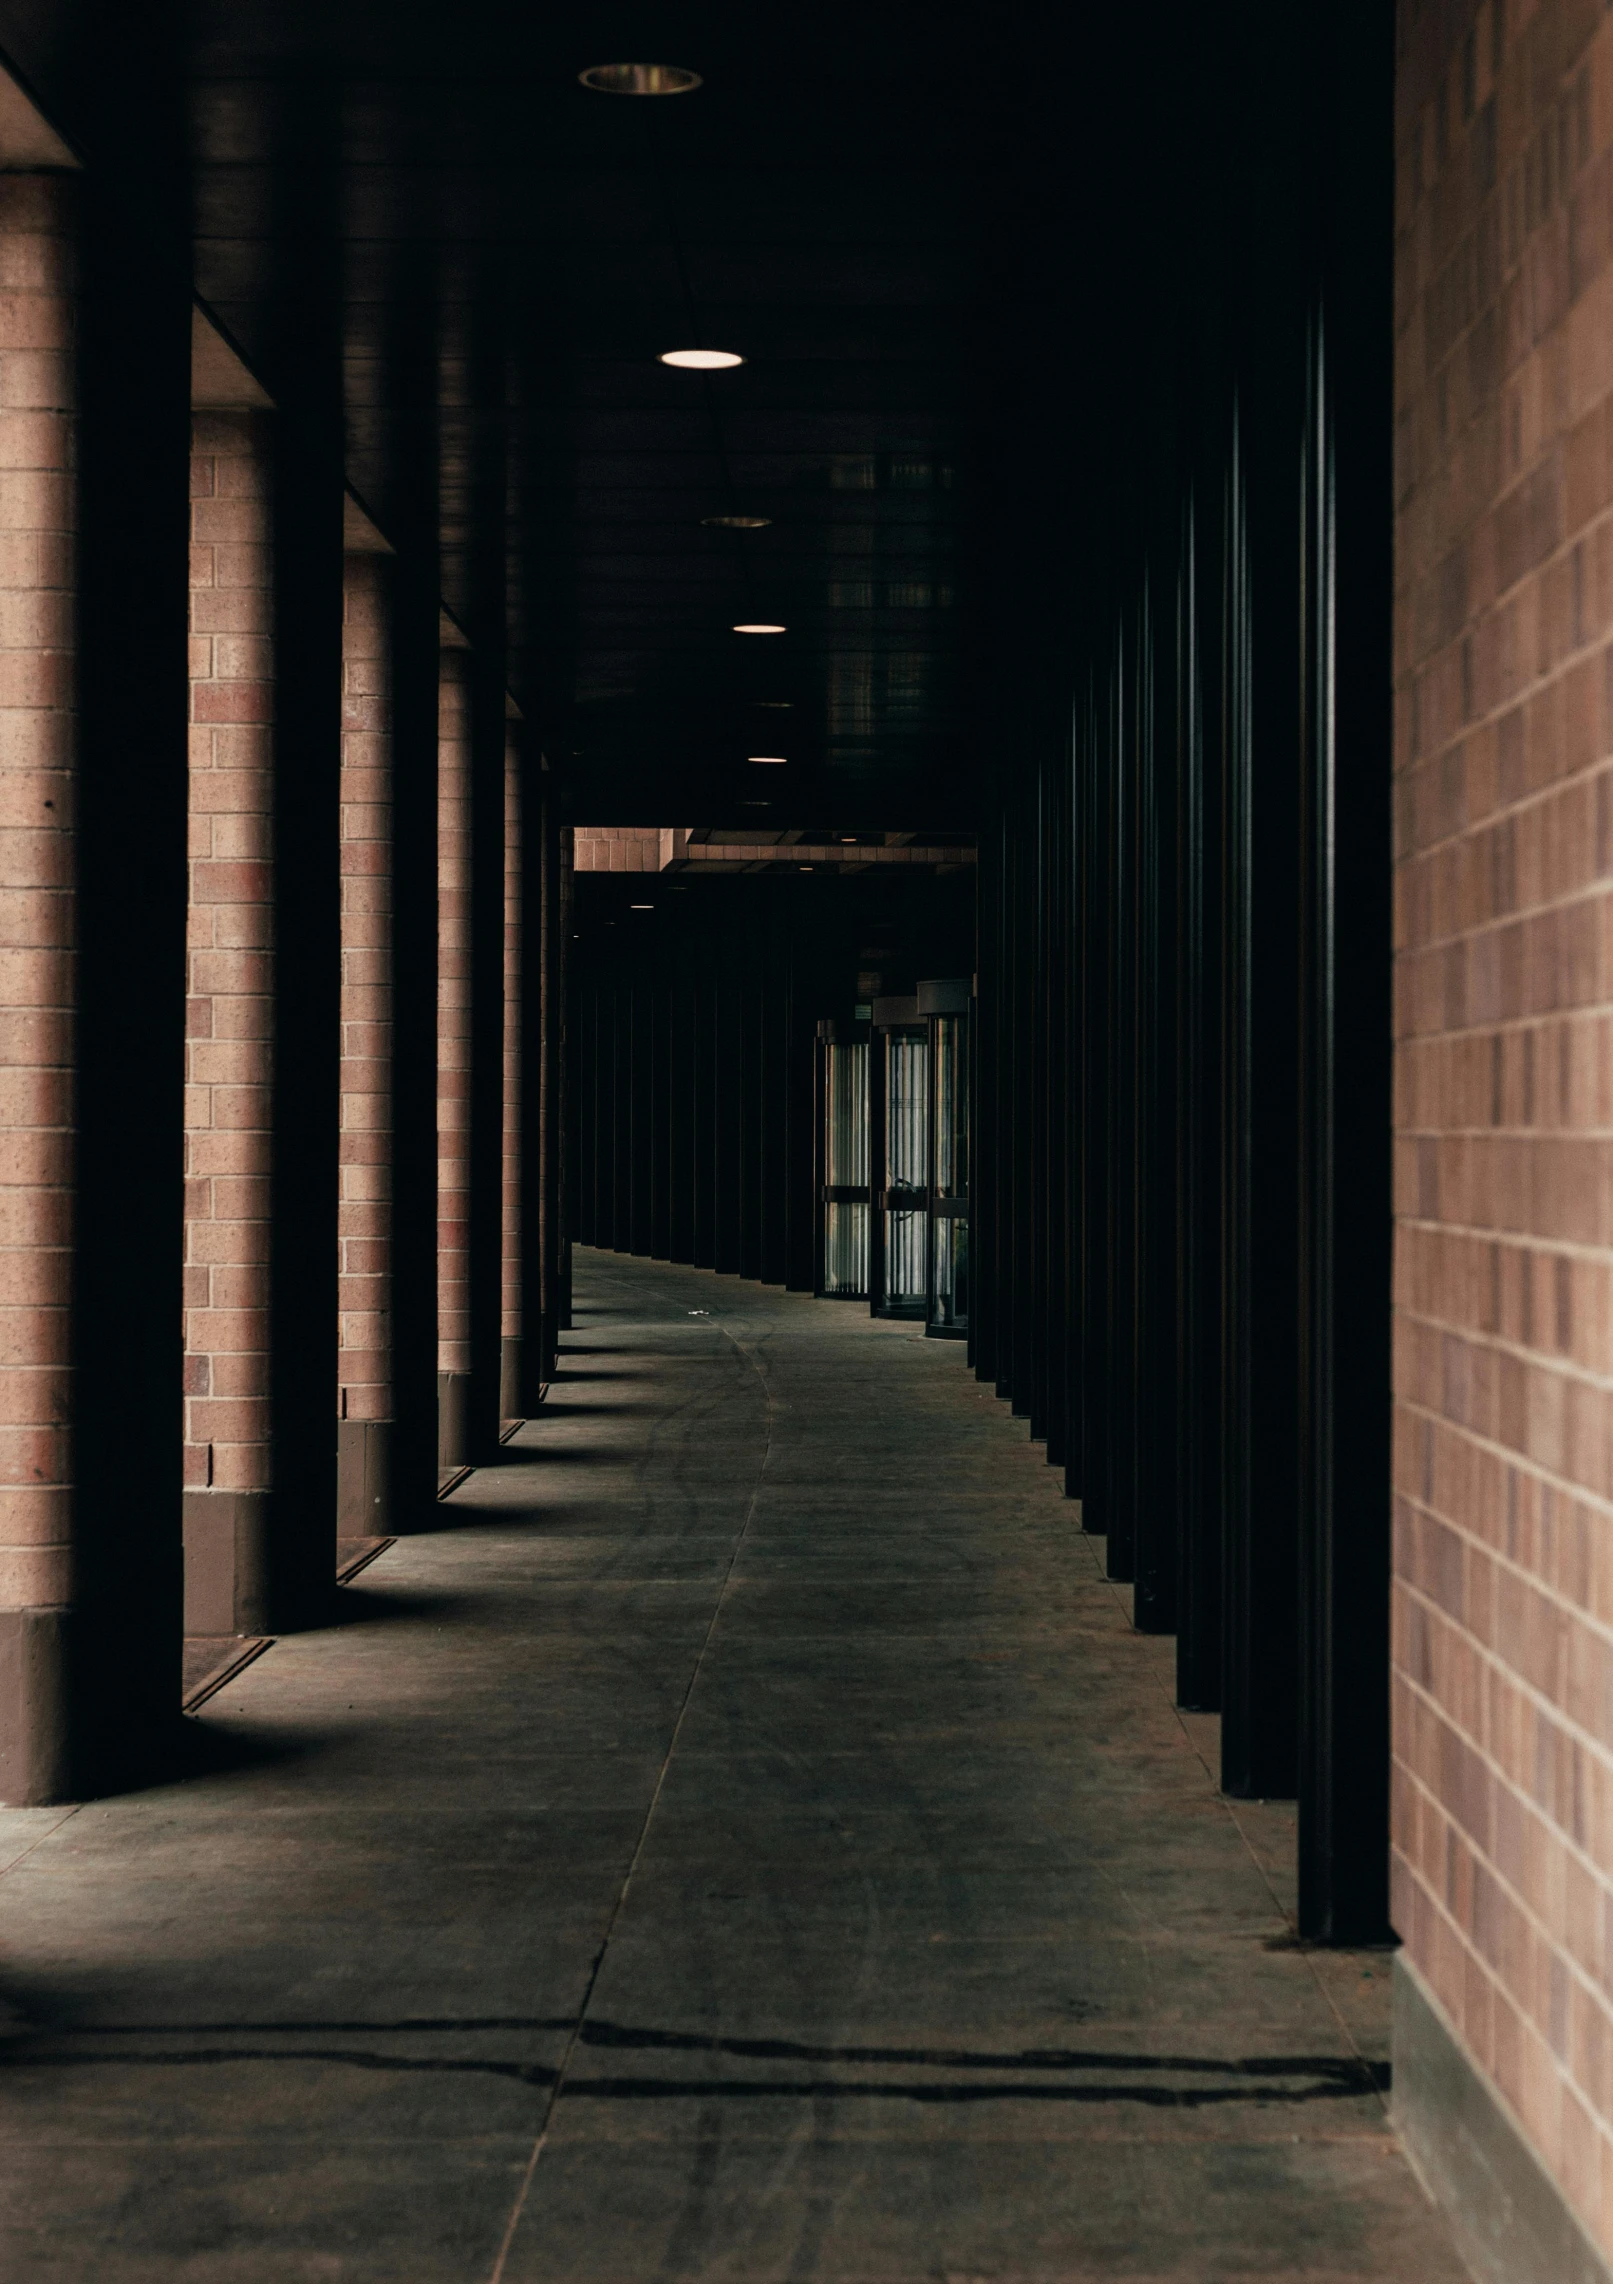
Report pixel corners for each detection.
[0,1252,1469,2282]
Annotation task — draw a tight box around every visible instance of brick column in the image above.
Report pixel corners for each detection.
[182,411,275,1635]
[436,644,472,1466]
[501,721,521,1420]
[337,552,393,1532]
[0,177,76,1801]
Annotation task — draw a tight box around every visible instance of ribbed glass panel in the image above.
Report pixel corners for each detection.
[822,1201,869,1296]
[884,1207,926,1304]
[932,1216,968,1328]
[885,1032,928,1189]
[933,1015,966,1196]
[825,1041,869,1186]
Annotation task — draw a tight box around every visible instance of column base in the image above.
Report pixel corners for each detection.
[337,1417,392,1536]
[0,1608,69,1805]
[183,1489,275,1636]
[438,1370,470,1468]
[1393,1954,1613,2284]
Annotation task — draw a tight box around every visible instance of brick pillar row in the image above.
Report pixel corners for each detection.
[436,644,472,1468]
[0,177,535,1793]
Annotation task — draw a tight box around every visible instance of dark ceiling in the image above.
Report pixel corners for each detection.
[0,1,998,835]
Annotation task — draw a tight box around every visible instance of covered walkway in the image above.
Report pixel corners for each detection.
[0,1253,1465,2281]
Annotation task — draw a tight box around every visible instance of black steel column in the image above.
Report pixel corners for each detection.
[1106,629,1139,1584]
[518,765,560,1398]
[1175,497,1226,1711]
[712,904,741,1276]
[1135,577,1180,1635]
[667,904,696,1263]
[738,887,764,1282]
[1219,149,1308,1800]
[1078,677,1112,1535]
[1296,0,1394,1943]
[691,915,717,1269]
[971,806,1003,1386]
[648,932,672,1260]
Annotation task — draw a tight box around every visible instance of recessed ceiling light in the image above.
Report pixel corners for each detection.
[630,903,652,910]
[579,63,701,95]
[799,865,814,872]
[661,348,743,370]
[702,514,771,529]
[841,836,857,843]
[748,755,788,765]
[734,623,785,635]
[757,699,792,708]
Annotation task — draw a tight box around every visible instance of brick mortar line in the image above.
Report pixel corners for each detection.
[1397,1580,1613,1840]
[1393,1307,1613,1402]
[1392,1491,1613,1658]
[1395,1017,1613,1043]
[1394,869,1613,960]
[1396,1224,1613,1264]
[1397,493,1613,693]
[1391,1415,1613,1596]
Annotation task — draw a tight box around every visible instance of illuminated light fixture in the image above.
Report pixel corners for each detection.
[734,622,785,635]
[840,836,857,843]
[703,513,771,529]
[661,348,743,370]
[799,865,814,872]
[630,902,652,910]
[579,63,701,95]
[748,755,788,765]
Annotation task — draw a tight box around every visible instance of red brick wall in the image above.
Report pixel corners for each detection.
[1394,0,1613,2247]
[437,649,471,1378]
[338,554,391,1422]
[183,411,273,1499]
[0,177,75,1616]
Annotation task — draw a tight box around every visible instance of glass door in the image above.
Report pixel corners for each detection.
[877,1018,929,1316]
[918,977,971,1338]
[817,1022,869,1297]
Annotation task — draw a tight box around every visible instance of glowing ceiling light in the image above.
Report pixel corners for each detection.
[734,623,785,635]
[661,348,743,370]
[748,755,788,765]
[703,514,771,529]
[579,64,701,95]
[630,903,652,910]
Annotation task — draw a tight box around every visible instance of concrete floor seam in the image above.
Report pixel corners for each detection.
[487,1303,779,2284]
